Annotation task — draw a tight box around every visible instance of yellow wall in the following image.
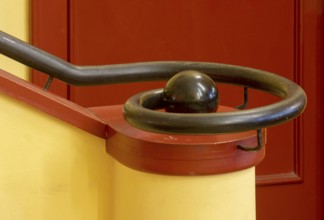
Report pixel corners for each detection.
[0,0,30,80]
[0,92,113,220]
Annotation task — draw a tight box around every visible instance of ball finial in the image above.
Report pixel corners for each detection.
[162,70,219,113]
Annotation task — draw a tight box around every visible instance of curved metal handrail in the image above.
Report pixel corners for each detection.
[0,30,307,134]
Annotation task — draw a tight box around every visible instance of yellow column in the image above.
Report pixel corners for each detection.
[111,162,256,220]
[0,0,30,80]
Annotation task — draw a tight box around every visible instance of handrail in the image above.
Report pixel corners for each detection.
[0,30,307,135]
[0,30,257,86]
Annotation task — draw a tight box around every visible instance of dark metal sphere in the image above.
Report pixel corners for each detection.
[162,70,219,113]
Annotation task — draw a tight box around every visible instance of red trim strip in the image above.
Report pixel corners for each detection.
[0,69,107,138]
[92,105,266,175]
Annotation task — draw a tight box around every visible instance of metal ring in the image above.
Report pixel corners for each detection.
[123,65,306,134]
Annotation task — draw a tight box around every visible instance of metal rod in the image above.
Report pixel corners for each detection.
[237,129,263,151]
[236,87,249,109]
[44,76,54,90]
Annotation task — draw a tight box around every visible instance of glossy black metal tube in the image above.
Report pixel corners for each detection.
[0,30,307,134]
[0,30,212,85]
[0,31,305,90]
